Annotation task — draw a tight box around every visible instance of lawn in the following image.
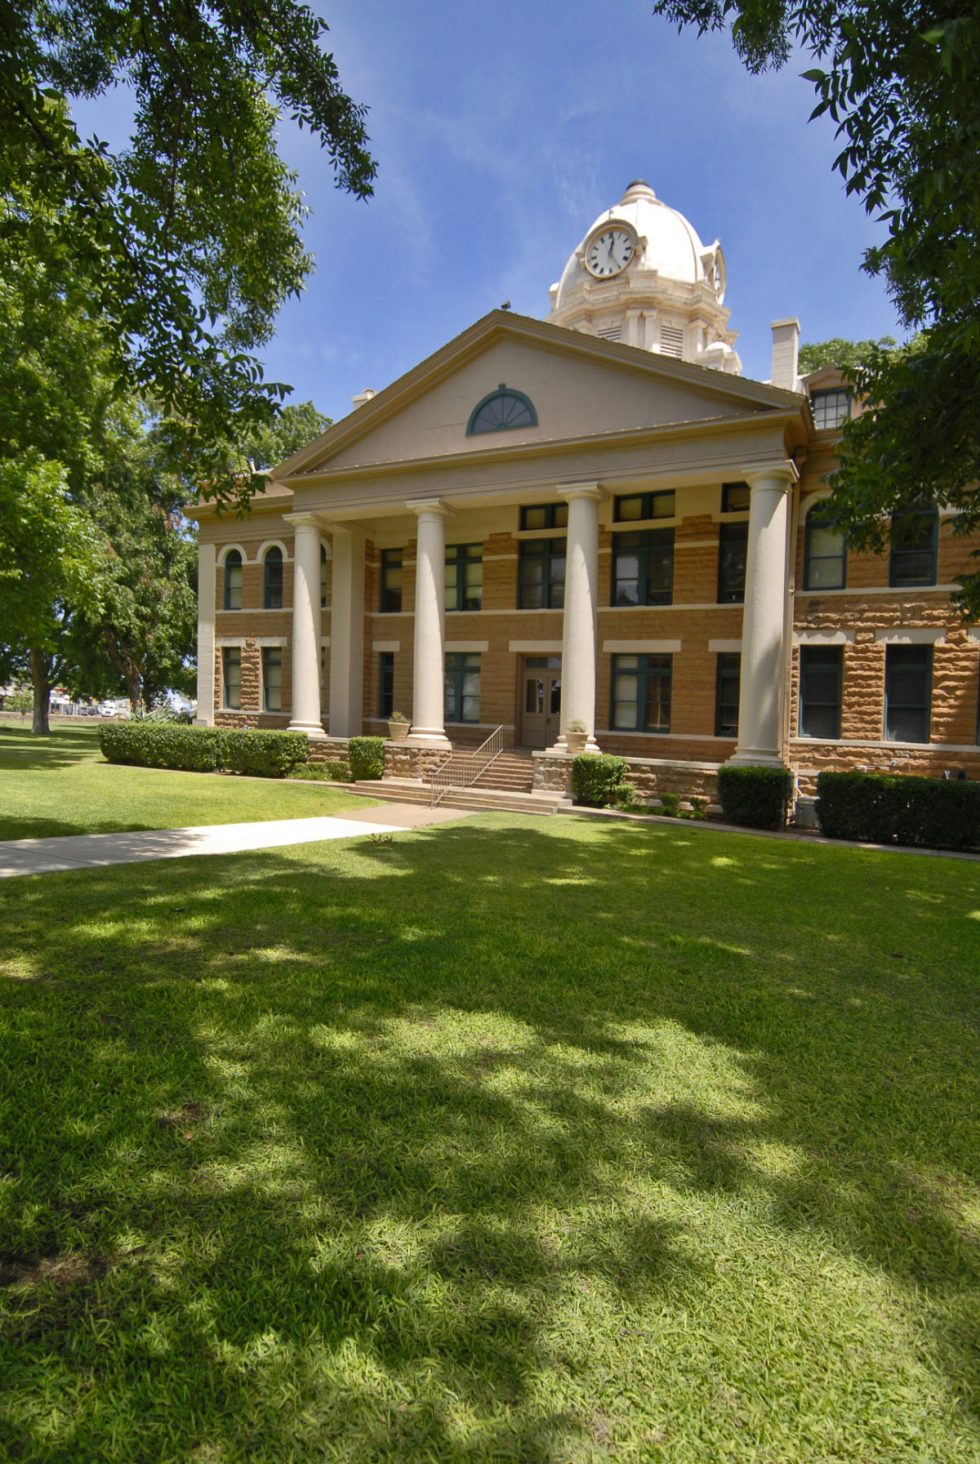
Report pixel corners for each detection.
[0,723,374,841]
[0,813,977,1461]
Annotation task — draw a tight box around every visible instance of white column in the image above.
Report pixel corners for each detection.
[284,513,326,739]
[327,524,365,738]
[407,499,452,749]
[552,483,602,752]
[729,462,797,768]
[194,542,216,725]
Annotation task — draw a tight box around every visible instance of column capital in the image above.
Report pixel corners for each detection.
[557,481,603,503]
[282,511,324,529]
[406,498,452,519]
[739,461,799,491]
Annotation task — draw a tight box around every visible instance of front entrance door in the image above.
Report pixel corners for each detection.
[520,657,561,749]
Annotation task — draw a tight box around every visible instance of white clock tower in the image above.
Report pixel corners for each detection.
[548,180,741,374]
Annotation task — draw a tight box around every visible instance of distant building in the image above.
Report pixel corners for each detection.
[194,181,980,796]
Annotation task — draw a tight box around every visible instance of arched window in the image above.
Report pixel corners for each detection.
[263,546,284,609]
[466,384,537,436]
[320,544,328,609]
[223,549,243,610]
[804,505,847,590]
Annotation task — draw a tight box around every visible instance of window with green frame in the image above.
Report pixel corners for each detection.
[320,544,328,609]
[717,522,748,602]
[519,502,568,531]
[223,550,243,610]
[262,647,283,713]
[611,528,673,606]
[613,491,675,522]
[810,388,851,430]
[885,644,932,743]
[518,538,565,609]
[889,507,938,587]
[262,546,284,609]
[379,548,403,612]
[611,654,671,733]
[444,652,480,723]
[799,646,842,739]
[445,543,483,610]
[378,651,394,718]
[804,506,847,589]
[721,481,750,513]
[715,652,740,737]
[221,647,241,710]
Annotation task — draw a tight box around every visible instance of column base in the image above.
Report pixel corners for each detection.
[287,719,328,740]
[405,730,452,751]
[727,747,788,770]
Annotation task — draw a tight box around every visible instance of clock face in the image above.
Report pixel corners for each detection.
[586,227,635,279]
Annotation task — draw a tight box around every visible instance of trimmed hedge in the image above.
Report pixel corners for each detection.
[572,754,628,808]
[220,729,309,778]
[348,736,386,781]
[99,722,221,772]
[99,723,309,778]
[717,765,792,829]
[817,770,980,851]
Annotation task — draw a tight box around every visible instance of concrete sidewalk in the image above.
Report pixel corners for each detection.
[0,803,470,879]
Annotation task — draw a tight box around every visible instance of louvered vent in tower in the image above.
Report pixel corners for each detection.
[659,324,684,358]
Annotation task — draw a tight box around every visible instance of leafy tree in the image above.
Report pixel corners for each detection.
[69,425,199,712]
[798,337,896,375]
[0,456,107,734]
[651,0,980,612]
[1,2,374,490]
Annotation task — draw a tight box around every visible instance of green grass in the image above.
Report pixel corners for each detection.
[0,724,373,840]
[1,814,977,1461]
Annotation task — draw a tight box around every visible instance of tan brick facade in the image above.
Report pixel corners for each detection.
[200,491,980,782]
[193,316,980,797]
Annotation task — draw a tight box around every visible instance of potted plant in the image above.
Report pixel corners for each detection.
[387,710,410,741]
[565,718,588,754]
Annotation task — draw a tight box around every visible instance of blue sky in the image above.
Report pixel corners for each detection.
[83,0,904,422]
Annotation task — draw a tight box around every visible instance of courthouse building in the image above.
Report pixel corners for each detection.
[194,180,980,795]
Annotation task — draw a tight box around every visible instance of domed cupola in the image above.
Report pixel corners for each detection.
[548,181,741,373]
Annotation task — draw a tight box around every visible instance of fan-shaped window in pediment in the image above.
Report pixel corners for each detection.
[466,384,538,436]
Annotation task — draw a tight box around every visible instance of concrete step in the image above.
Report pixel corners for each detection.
[350,779,564,816]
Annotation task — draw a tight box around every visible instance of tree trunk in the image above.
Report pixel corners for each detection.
[29,647,51,736]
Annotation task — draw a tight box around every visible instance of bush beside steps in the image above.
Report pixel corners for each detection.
[99,722,314,779]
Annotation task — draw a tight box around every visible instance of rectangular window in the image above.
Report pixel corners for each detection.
[611,654,672,733]
[721,481,750,513]
[889,508,938,588]
[799,646,842,739]
[520,503,568,531]
[445,543,483,611]
[221,647,241,710]
[519,538,565,609]
[379,549,403,613]
[611,528,674,606]
[613,491,675,522]
[718,522,748,603]
[445,652,480,723]
[262,647,283,713]
[804,509,847,590]
[715,653,741,737]
[810,388,852,430]
[885,645,932,743]
[378,651,394,719]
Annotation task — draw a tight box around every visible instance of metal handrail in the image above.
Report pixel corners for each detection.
[429,725,506,805]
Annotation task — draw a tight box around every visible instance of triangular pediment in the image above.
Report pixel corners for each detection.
[275,311,803,482]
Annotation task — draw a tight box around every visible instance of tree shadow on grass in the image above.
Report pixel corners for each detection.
[0,816,977,1460]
